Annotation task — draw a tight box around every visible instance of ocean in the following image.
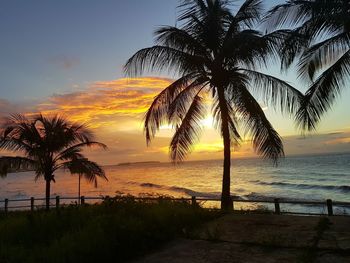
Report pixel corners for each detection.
[0,152,349,214]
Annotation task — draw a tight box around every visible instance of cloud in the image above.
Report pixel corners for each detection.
[48,55,80,69]
[327,132,344,136]
[0,98,38,120]
[36,77,172,129]
[0,77,349,164]
[282,131,350,156]
[324,137,350,145]
[0,77,175,164]
[0,99,16,115]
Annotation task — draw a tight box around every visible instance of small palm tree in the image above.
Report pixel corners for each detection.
[266,0,350,130]
[0,114,107,210]
[125,0,303,209]
[68,157,102,204]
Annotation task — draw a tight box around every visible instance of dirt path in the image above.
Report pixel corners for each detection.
[133,214,350,263]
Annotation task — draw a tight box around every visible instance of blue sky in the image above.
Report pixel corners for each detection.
[0,0,178,100]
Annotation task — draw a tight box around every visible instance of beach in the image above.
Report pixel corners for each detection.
[135,213,350,263]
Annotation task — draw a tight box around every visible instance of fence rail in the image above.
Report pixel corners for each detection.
[1,196,350,216]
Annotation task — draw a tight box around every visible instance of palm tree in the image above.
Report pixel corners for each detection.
[68,157,100,204]
[266,0,350,130]
[125,0,303,210]
[0,114,107,210]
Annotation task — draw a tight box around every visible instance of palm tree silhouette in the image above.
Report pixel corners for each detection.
[0,114,107,210]
[68,157,101,204]
[266,0,350,130]
[125,0,302,210]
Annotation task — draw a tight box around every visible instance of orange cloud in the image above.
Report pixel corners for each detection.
[1,77,349,165]
[324,137,350,145]
[36,77,172,129]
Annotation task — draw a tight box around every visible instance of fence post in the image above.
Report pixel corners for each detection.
[30,197,34,211]
[56,196,60,209]
[191,196,197,207]
[80,196,85,205]
[231,196,234,211]
[4,199,8,213]
[326,199,333,216]
[274,198,281,215]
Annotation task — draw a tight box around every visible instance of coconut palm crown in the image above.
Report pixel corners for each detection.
[0,114,107,210]
[125,0,303,209]
[266,0,350,131]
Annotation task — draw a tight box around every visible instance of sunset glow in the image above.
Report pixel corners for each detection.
[0,0,349,166]
[0,75,349,165]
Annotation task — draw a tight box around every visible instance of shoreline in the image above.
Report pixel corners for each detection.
[1,195,349,216]
[1,153,349,215]
[103,151,350,167]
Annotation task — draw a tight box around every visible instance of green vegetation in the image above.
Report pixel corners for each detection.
[0,196,221,263]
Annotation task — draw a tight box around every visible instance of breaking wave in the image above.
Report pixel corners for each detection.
[251,180,350,193]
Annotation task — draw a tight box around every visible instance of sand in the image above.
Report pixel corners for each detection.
[133,214,350,263]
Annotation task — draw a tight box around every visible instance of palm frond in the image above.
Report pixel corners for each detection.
[298,32,350,80]
[61,158,107,187]
[0,156,36,177]
[278,26,311,70]
[240,69,303,115]
[124,46,205,77]
[264,0,313,29]
[296,50,350,130]
[168,76,209,126]
[170,95,206,162]
[0,115,42,156]
[225,29,285,68]
[144,74,199,144]
[54,141,107,163]
[0,136,33,153]
[178,0,208,22]
[179,0,233,52]
[233,86,284,163]
[68,123,94,143]
[155,26,209,59]
[33,114,95,153]
[234,0,262,27]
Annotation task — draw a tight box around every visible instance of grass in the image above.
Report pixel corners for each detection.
[0,195,221,263]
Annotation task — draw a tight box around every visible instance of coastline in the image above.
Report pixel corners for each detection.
[0,152,349,215]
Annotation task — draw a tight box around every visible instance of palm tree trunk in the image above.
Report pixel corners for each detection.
[221,122,232,210]
[45,179,51,210]
[218,87,233,211]
[78,174,81,205]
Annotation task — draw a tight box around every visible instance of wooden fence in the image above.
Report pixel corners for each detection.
[0,196,349,216]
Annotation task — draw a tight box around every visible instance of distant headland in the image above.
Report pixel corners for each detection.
[116,161,161,166]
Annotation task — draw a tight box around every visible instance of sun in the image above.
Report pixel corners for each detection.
[200,116,214,128]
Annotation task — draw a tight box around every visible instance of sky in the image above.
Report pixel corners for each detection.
[0,0,349,165]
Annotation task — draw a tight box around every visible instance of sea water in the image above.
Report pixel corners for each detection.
[0,153,349,214]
